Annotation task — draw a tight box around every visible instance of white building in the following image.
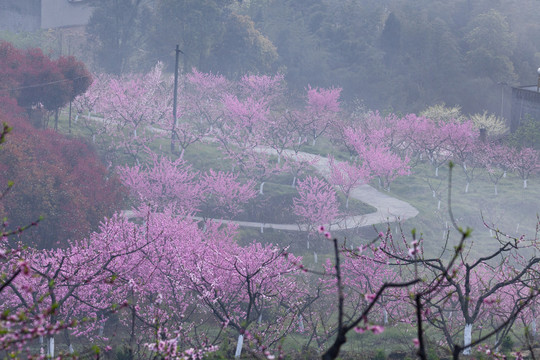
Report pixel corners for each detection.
[0,0,94,32]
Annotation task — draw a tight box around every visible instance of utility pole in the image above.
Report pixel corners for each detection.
[171,44,183,154]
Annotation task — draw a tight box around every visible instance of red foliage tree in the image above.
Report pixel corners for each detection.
[0,114,125,248]
[0,41,92,129]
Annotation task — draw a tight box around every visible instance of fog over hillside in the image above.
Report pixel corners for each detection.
[1,1,540,359]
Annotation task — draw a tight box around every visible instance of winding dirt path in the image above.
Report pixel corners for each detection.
[224,148,419,231]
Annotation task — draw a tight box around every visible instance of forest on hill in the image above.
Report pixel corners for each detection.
[78,0,540,117]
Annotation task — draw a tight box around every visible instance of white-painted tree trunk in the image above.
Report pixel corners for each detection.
[74,114,79,123]
[134,129,137,137]
[432,190,436,198]
[435,167,439,177]
[463,163,467,171]
[259,182,265,195]
[179,147,185,160]
[494,184,498,195]
[92,134,95,143]
[383,309,388,325]
[48,337,55,358]
[298,137,302,145]
[260,224,264,234]
[277,154,281,164]
[314,252,318,263]
[307,240,310,249]
[69,344,74,354]
[524,179,528,188]
[235,334,244,358]
[463,323,473,355]
[40,336,44,355]
[312,138,316,146]
[299,316,305,332]
[258,313,262,324]
[437,200,441,210]
[345,196,350,209]
[292,176,296,187]
[532,318,537,337]
[465,182,470,193]
[503,171,507,178]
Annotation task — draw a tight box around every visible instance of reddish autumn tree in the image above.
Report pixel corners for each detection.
[0,41,92,129]
[0,113,125,248]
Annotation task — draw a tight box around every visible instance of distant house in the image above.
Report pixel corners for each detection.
[0,0,94,32]
[510,85,540,132]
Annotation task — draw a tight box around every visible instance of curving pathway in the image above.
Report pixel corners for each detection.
[223,147,419,231]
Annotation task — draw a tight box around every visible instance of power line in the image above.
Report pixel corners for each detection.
[0,75,92,93]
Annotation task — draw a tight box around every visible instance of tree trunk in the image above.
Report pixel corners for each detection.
[54,109,59,130]
[235,334,244,358]
[524,179,528,188]
[259,182,265,195]
[435,167,439,177]
[463,323,473,355]
[465,182,470,193]
[47,336,55,358]
[314,252,318,264]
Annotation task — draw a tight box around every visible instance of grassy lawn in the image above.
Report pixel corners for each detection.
[388,161,540,257]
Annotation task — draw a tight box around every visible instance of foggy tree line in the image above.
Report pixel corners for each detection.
[86,0,540,117]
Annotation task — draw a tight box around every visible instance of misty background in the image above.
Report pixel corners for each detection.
[3,0,540,118]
